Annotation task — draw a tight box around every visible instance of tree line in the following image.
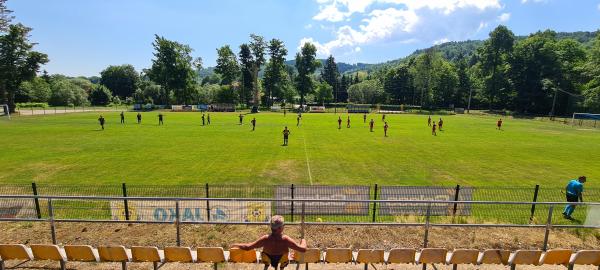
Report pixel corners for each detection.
[1,0,599,115]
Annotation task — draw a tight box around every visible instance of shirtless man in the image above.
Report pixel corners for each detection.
[232,216,307,269]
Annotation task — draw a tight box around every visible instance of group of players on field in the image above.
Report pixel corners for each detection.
[97,111,505,145]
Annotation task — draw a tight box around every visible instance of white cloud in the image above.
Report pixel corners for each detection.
[597,3,600,11]
[498,12,511,22]
[521,0,548,3]
[477,21,489,32]
[313,0,377,22]
[434,38,450,45]
[304,24,313,29]
[304,0,502,56]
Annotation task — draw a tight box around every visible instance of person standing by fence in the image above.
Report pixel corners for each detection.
[563,176,586,219]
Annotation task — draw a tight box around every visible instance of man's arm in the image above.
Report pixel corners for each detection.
[231,235,267,251]
[284,236,307,253]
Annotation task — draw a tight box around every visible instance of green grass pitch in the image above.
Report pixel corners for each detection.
[1,111,598,188]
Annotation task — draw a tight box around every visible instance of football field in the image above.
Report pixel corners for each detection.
[1,111,598,188]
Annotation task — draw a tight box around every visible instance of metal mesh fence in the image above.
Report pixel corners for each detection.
[1,183,599,225]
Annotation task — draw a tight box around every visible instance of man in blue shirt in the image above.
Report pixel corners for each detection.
[563,176,586,219]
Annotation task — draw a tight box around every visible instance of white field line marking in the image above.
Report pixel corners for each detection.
[301,130,313,185]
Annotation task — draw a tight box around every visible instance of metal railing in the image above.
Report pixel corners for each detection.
[0,195,598,250]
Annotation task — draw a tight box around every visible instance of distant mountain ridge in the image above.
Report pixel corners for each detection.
[199,30,598,78]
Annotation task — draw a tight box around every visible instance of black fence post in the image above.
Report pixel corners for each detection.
[372,184,378,222]
[530,184,540,222]
[31,182,41,219]
[452,185,461,216]
[122,183,129,221]
[290,184,295,222]
[205,183,210,222]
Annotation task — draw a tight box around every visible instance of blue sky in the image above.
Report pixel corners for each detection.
[7,0,600,77]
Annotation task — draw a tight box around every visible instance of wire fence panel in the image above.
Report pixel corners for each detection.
[1,184,599,225]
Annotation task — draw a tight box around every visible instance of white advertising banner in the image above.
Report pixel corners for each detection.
[110,200,271,222]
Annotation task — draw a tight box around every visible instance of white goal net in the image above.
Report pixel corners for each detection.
[0,104,10,119]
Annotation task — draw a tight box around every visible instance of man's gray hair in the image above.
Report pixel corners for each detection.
[270,215,284,229]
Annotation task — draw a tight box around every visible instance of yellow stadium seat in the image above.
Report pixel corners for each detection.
[446,249,479,270]
[324,248,353,263]
[98,245,131,270]
[356,249,384,263]
[64,245,99,262]
[228,248,258,263]
[508,250,542,270]
[477,249,510,265]
[30,244,67,270]
[387,248,416,264]
[164,246,195,263]
[291,248,321,263]
[568,250,600,270]
[197,247,226,263]
[539,249,572,266]
[417,248,447,264]
[131,246,163,270]
[0,244,33,270]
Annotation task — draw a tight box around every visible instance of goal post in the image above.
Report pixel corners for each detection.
[0,104,10,119]
[572,113,600,125]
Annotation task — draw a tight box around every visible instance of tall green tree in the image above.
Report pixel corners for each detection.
[0,23,48,112]
[100,64,139,98]
[411,49,438,107]
[263,38,287,106]
[315,81,333,104]
[348,79,386,104]
[249,34,266,108]
[238,44,253,105]
[583,33,600,112]
[477,25,515,109]
[295,42,320,106]
[89,85,113,106]
[432,60,458,107]
[383,64,413,104]
[0,0,13,32]
[321,55,340,102]
[455,56,472,108]
[214,45,239,85]
[18,77,50,102]
[510,31,562,114]
[339,74,349,102]
[146,35,197,104]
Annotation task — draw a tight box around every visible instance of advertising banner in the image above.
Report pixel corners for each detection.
[274,185,370,215]
[110,200,271,222]
[0,199,37,219]
[379,186,473,216]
